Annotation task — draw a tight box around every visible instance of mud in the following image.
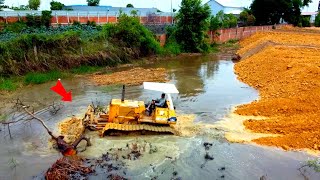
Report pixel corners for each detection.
[90,67,167,86]
[235,30,320,152]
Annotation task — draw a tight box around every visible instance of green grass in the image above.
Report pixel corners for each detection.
[0,114,8,122]
[24,71,68,85]
[226,39,239,44]
[0,78,18,91]
[307,159,320,172]
[162,41,182,55]
[71,65,103,74]
[210,43,220,53]
[0,65,106,92]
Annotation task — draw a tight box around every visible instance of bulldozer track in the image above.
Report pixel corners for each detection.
[102,123,174,135]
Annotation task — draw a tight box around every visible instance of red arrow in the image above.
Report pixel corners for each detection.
[50,79,72,102]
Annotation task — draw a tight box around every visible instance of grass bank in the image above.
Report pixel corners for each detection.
[0,65,104,91]
[0,14,239,92]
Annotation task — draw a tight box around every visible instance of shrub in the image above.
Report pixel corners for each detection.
[28,0,40,10]
[301,16,310,27]
[4,21,27,33]
[41,11,53,28]
[25,11,52,28]
[315,13,320,27]
[215,11,238,29]
[239,8,256,26]
[26,14,42,28]
[87,0,100,6]
[50,1,64,10]
[103,13,161,56]
[209,15,221,31]
[126,4,134,8]
[72,21,81,26]
[86,20,97,27]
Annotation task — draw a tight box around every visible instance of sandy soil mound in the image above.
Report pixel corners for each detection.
[234,32,320,152]
[90,67,167,86]
[237,31,320,57]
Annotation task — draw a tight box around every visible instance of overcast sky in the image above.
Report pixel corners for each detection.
[3,0,319,12]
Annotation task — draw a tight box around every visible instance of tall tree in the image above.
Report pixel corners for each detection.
[240,8,256,26]
[29,0,41,10]
[175,0,211,52]
[0,0,5,10]
[87,0,100,6]
[50,1,64,10]
[126,3,134,8]
[251,0,312,25]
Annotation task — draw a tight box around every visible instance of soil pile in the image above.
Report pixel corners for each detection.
[235,31,320,151]
[237,31,320,57]
[90,67,167,86]
[58,117,85,144]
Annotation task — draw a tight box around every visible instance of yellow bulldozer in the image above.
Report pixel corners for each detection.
[83,82,179,136]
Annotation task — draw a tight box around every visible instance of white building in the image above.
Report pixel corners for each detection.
[206,0,251,15]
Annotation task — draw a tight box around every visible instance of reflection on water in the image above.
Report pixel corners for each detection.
[0,55,319,180]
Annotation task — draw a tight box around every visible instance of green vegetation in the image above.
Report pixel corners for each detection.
[301,16,311,27]
[0,11,173,90]
[0,78,18,91]
[210,10,238,30]
[126,4,134,8]
[172,0,211,53]
[10,5,30,11]
[315,13,320,27]
[50,1,64,10]
[0,1,240,92]
[71,65,102,74]
[250,0,312,26]
[305,159,320,172]
[0,114,7,122]
[0,0,4,10]
[28,0,41,10]
[239,8,256,26]
[87,0,100,6]
[24,71,67,85]
[104,13,162,56]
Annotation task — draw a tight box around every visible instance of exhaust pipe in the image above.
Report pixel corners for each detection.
[121,85,125,102]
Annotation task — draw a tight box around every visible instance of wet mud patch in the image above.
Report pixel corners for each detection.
[201,142,214,168]
[90,67,168,86]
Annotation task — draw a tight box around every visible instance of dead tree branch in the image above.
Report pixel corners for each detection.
[1,98,91,156]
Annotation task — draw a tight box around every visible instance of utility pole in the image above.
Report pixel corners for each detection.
[171,0,173,24]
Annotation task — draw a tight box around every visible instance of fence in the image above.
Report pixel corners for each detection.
[0,10,174,25]
[208,24,291,43]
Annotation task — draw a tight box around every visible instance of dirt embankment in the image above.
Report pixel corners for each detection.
[90,67,167,86]
[234,29,320,151]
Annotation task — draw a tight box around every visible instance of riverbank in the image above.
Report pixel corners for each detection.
[0,41,237,93]
[234,28,320,152]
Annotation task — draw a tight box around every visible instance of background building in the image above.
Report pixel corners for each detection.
[206,0,251,15]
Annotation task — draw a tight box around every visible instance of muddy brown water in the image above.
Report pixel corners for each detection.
[0,55,319,180]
